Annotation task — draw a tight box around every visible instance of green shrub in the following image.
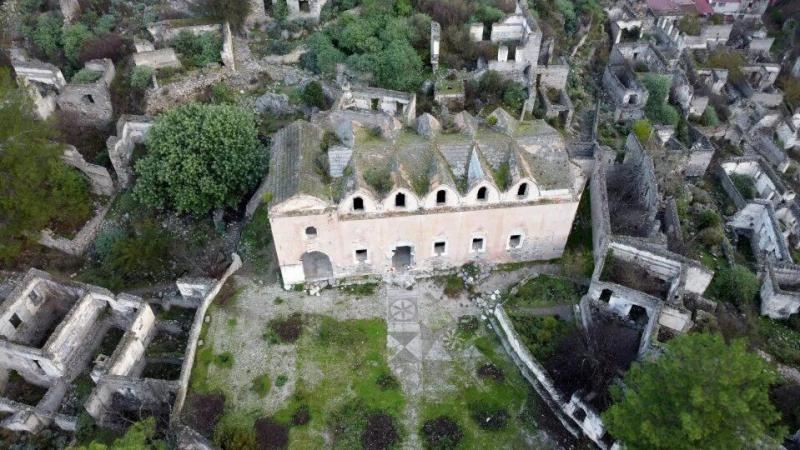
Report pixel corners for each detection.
[94,226,125,259]
[29,15,63,61]
[713,265,759,306]
[443,275,463,298]
[632,119,652,143]
[502,85,526,112]
[363,167,392,194]
[302,81,326,109]
[71,68,102,84]
[130,66,155,90]
[700,105,720,126]
[470,401,509,430]
[731,174,757,200]
[275,374,288,387]
[214,420,257,450]
[696,210,721,229]
[62,23,94,64]
[210,83,236,104]
[204,0,252,31]
[642,73,679,126]
[170,31,222,67]
[253,374,271,397]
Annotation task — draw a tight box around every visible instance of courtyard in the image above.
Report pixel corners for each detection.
[185,276,561,449]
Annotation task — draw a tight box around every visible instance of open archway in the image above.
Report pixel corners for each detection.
[301,251,333,280]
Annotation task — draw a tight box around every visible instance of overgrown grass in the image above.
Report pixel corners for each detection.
[253,374,271,398]
[240,206,273,273]
[560,188,594,277]
[504,275,584,309]
[339,282,379,296]
[757,318,800,367]
[269,316,405,447]
[421,331,538,448]
[506,314,574,361]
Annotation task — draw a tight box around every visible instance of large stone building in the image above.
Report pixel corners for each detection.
[249,109,586,286]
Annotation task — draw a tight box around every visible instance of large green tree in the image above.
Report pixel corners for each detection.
[0,68,92,262]
[133,103,267,215]
[603,333,785,449]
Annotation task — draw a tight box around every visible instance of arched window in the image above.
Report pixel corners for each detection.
[517,183,528,198]
[436,190,447,205]
[353,197,364,211]
[305,227,317,238]
[477,187,488,201]
[395,192,406,208]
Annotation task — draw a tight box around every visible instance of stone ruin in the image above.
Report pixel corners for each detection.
[760,263,800,320]
[602,63,648,122]
[11,54,114,127]
[334,83,417,124]
[247,0,329,25]
[0,256,240,434]
[582,236,714,358]
[106,115,155,190]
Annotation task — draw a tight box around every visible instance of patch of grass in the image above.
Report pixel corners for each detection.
[443,274,464,298]
[213,352,235,369]
[268,317,405,448]
[421,330,538,448]
[275,374,288,388]
[253,374,271,398]
[227,318,237,327]
[340,282,379,296]
[240,206,273,273]
[505,275,583,309]
[274,296,285,305]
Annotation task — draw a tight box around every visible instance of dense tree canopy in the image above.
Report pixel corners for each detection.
[712,264,760,307]
[603,333,785,449]
[0,68,92,262]
[133,103,267,215]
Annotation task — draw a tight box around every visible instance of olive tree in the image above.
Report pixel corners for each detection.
[134,103,267,215]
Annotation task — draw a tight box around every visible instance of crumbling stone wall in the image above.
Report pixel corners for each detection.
[729,200,793,264]
[623,134,659,224]
[145,69,230,115]
[39,201,113,256]
[133,49,182,69]
[603,64,647,121]
[56,59,115,127]
[493,305,615,449]
[760,264,800,319]
[106,115,154,189]
[58,0,80,23]
[336,85,417,123]
[221,22,235,69]
[171,255,241,421]
[61,146,114,196]
[431,22,440,72]
[147,21,222,43]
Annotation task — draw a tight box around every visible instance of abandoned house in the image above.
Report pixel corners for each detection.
[603,63,649,121]
[334,84,417,124]
[0,269,143,432]
[247,0,328,24]
[728,200,795,265]
[11,55,114,126]
[248,108,586,286]
[760,263,800,320]
[582,238,714,357]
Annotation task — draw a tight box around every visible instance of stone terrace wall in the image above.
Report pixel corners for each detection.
[493,305,614,449]
[145,69,230,115]
[38,201,113,256]
[171,254,242,422]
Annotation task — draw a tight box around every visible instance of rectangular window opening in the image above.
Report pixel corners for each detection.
[355,249,368,262]
[509,235,522,248]
[434,241,446,256]
[472,238,484,252]
[9,313,22,329]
